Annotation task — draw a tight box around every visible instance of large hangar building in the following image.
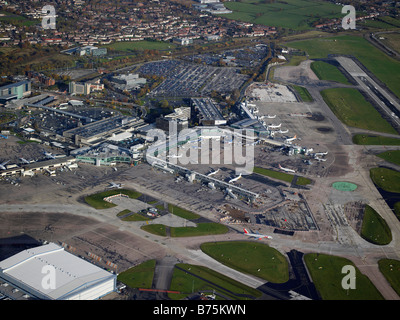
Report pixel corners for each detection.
[0,243,116,300]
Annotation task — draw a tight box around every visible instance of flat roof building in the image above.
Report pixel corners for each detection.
[191,98,226,126]
[0,242,116,300]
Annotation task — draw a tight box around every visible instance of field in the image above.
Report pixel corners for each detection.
[310,61,350,84]
[117,259,156,289]
[224,0,342,30]
[377,150,400,166]
[287,35,400,99]
[104,40,175,52]
[378,259,400,296]
[360,205,392,245]
[291,84,313,102]
[0,10,37,27]
[320,87,397,134]
[253,166,311,186]
[168,264,262,300]
[304,253,383,300]
[141,223,229,237]
[200,241,289,283]
[370,167,400,193]
[353,134,400,146]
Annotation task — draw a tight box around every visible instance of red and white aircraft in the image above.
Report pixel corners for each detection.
[243,228,273,240]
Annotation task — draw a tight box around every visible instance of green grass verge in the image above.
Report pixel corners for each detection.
[201,241,289,284]
[353,134,400,145]
[168,204,200,220]
[84,189,142,209]
[378,259,400,297]
[377,150,400,166]
[310,61,350,84]
[320,88,397,134]
[253,166,312,186]
[393,202,400,220]
[168,263,263,300]
[141,224,167,236]
[370,167,400,193]
[117,259,156,289]
[170,223,228,237]
[287,35,400,99]
[103,40,175,52]
[361,205,392,245]
[141,223,229,237]
[304,253,384,300]
[291,84,313,102]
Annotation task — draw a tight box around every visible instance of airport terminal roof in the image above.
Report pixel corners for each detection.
[0,242,116,300]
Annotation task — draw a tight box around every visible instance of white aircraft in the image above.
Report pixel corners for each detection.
[167,153,183,158]
[279,164,296,173]
[0,160,9,170]
[315,157,327,162]
[285,135,297,143]
[266,115,276,119]
[207,168,220,176]
[278,129,289,134]
[43,151,55,159]
[315,152,328,156]
[228,173,242,184]
[107,182,123,189]
[20,158,31,164]
[243,228,273,240]
[267,123,281,129]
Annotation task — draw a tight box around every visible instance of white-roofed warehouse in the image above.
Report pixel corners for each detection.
[0,243,116,300]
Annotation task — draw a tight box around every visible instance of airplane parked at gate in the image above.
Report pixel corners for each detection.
[0,160,9,170]
[228,173,242,184]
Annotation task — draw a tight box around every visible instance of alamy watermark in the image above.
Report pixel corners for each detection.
[41,265,56,290]
[342,5,356,30]
[341,265,356,290]
[42,5,56,30]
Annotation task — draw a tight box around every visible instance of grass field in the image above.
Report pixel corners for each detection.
[320,87,397,134]
[353,134,400,145]
[361,205,392,245]
[104,40,175,52]
[378,259,400,297]
[287,35,400,99]
[201,241,289,283]
[253,166,312,186]
[117,259,156,289]
[310,61,350,84]
[84,189,142,209]
[291,84,313,102]
[168,263,262,300]
[224,0,342,30]
[141,223,229,237]
[377,150,400,166]
[370,167,400,193]
[0,10,38,27]
[304,253,383,300]
[168,204,200,220]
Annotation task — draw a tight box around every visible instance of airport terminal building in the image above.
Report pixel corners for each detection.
[0,243,116,300]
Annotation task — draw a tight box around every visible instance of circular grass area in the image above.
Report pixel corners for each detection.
[201,241,289,284]
[332,181,358,191]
